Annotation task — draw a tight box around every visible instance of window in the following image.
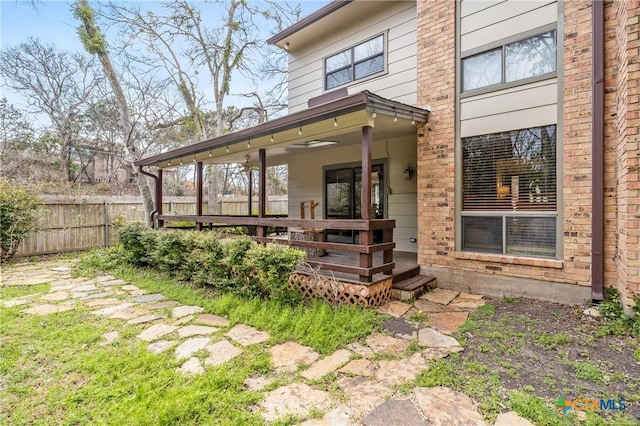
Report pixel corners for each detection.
[325,34,385,90]
[462,30,556,92]
[461,125,557,258]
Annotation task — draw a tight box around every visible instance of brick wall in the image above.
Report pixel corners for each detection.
[612,0,640,310]
[416,1,638,307]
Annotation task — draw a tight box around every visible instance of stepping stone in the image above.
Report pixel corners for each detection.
[127,314,164,325]
[418,328,461,348]
[177,357,204,376]
[176,325,218,338]
[100,279,128,287]
[420,288,459,305]
[494,411,535,426]
[175,337,211,359]
[122,285,140,291]
[109,307,149,320]
[244,375,274,391]
[376,353,427,386]
[195,313,230,327]
[134,294,165,303]
[173,315,194,325]
[270,342,319,373]
[71,284,98,292]
[22,303,74,315]
[362,399,427,426]
[171,305,204,318]
[347,342,374,358]
[337,376,389,413]
[377,301,412,318]
[365,333,409,356]
[3,299,31,307]
[100,331,119,346]
[339,359,375,377]
[412,299,462,313]
[92,303,135,317]
[413,387,488,426]
[427,311,469,335]
[6,276,51,286]
[137,324,178,342]
[421,346,464,360]
[260,383,332,423]
[81,291,115,300]
[147,340,175,354]
[226,324,269,346]
[382,317,418,339]
[146,300,180,310]
[301,349,351,380]
[449,295,486,310]
[85,298,121,307]
[50,266,73,272]
[299,406,352,426]
[95,275,117,282]
[204,340,243,366]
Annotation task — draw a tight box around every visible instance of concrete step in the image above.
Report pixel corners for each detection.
[391,275,437,301]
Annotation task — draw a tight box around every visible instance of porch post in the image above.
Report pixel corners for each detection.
[359,125,373,282]
[157,169,164,228]
[196,161,203,231]
[248,169,253,216]
[257,148,267,237]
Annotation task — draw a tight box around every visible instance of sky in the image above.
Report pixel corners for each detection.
[0,0,329,116]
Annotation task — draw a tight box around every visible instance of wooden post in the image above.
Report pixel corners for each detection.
[196,161,203,231]
[157,169,164,228]
[258,148,266,237]
[361,126,372,221]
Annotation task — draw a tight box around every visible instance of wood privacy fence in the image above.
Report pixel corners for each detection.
[15,195,288,258]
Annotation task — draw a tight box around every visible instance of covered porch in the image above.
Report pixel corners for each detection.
[135,90,430,294]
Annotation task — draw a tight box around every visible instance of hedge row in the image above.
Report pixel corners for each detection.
[117,223,306,303]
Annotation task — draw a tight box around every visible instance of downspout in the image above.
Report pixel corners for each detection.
[591,0,605,302]
[138,165,160,228]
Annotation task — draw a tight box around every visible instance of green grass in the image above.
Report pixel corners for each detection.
[0,283,50,299]
[535,331,574,349]
[563,361,605,384]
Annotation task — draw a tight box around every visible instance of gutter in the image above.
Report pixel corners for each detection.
[591,0,604,302]
[138,165,160,227]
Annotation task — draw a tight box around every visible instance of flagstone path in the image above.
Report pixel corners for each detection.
[1,260,533,426]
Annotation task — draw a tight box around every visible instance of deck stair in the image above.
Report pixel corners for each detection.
[391,270,437,301]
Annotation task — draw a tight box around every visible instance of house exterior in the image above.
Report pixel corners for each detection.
[136,0,639,311]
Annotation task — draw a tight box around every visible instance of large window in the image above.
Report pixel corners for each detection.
[461,125,557,258]
[462,30,557,92]
[325,34,385,90]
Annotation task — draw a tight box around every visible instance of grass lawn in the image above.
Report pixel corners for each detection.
[1,253,382,425]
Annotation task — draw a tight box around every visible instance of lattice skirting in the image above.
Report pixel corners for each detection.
[288,272,392,307]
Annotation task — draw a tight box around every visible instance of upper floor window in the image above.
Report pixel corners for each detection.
[325,34,385,90]
[462,30,557,92]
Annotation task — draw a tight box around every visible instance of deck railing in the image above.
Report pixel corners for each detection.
[157,214,395,283]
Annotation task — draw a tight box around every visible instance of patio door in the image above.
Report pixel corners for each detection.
[325,163,385,243]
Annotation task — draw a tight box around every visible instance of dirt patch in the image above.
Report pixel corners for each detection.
[457,298,640,420]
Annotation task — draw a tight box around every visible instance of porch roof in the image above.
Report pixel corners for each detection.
[135,90,429,169]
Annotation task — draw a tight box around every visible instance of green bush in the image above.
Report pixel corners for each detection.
[0,179,41,262]
[244,244,306,303]
[117,222,156,266]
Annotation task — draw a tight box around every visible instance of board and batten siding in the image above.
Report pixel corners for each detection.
[459,0,558,137]
[286,135,418,253]
[460,0,557,52]
[287,1,417,113]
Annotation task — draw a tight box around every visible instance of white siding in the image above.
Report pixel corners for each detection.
[287,135,418,253]
[460,79,557,137]
[460,0,556,52]
[287,1,417,112]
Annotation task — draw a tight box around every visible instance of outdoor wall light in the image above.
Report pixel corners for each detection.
[270,132,274,143]
[298,124,302,136]
[247,137,251,148]
[403,163,414,181]
[334,116,338,127]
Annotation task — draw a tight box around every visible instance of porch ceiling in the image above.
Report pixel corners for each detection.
[135,90,430,170]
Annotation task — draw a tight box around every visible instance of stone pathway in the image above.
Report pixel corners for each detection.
[1,260,532,426]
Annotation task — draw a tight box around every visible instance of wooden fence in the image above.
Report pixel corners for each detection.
[15,195,288,257]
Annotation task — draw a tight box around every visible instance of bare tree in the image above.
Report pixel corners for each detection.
[74,0,155,224]
[0,38,100,182]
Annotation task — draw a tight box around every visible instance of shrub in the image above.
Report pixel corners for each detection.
[244,244,306,303]
[117,222,156,266]
[0,179,41,262]
[188,232,225,286]
[150,230,195,280]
